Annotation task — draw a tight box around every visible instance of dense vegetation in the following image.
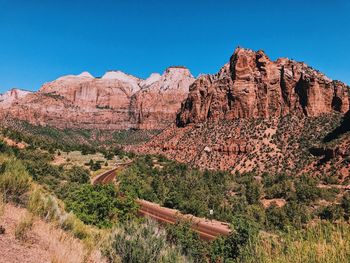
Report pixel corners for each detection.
[1,119,159,152]
[1,130,350,262]
[118,155,348,228]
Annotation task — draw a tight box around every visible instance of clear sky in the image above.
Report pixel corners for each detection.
[0,0,349,93]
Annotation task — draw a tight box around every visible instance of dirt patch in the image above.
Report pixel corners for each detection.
[2,137,27,149]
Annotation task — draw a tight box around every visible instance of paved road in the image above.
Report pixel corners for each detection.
[91,162,132,185]
[92,164,231,240]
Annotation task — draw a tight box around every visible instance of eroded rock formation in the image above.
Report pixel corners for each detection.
[177,48,349,126]
[130,67,195,129]
[133,47,350,176]
[0,68,194,130]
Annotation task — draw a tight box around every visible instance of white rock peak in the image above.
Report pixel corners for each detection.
[77,71,94,78]
[102,71,142,92]
[141,73,162,87]
[102,71,139,81]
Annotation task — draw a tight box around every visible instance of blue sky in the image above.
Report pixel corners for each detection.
[0,0,349,92]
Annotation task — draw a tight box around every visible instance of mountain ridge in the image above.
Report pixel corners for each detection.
[0,67,194,130]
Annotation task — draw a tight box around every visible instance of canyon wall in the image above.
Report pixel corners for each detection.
[177,48,349,126]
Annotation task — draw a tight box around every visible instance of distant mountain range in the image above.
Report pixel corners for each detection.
[1,47,349,176]
[0,67,194,130]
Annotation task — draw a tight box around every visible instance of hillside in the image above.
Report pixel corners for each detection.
[0,203,104,263]
[133,48,350,177]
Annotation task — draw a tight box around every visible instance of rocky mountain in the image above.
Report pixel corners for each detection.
[177,48,349,126]
[129,67,195,129]
[133,48,350,177]
[0,68,194,130]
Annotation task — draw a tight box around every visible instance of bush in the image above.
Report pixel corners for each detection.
[263,173,293,199]
[24,160,61,188]
[15,213,34,241]
[0,140,12,154]
[86,160,102,171]
[65,184,137,228]
[283,201,310,229]
[341,193,350,220]
[265,204,289,231]
[0,159,32,204]
[65,184,117,227]
[218,216,259,261]
[28,187,91,240]
[166,220,207,262]
[105,220,186,263]
[319,205,343,222]
[65,166,90,184]
[294,175,321,204]
[243,179,262,205]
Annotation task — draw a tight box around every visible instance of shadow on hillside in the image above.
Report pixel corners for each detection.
[323,110,350,142]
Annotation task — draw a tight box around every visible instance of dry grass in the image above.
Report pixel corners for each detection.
[0,153,11,164]
[0,193,5,218]
[0,203,106,263]
[52,151,107,166]
[14,212,34,241]
[241,221,350,263]
[39,224,104,263]
[52,150,116,177]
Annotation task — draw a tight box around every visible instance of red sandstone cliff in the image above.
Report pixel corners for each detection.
[0,68,193,130]
[130,67,195,129]
[133,47,350,176]
[177,48,349,126]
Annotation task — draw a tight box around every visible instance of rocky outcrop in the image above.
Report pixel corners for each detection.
[0,89,32,108]
[133,47,350,176]
[177,48,349,126]
[0,68,194,130]
[130,67,195,129]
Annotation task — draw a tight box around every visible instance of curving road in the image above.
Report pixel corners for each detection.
[92,164,231,240]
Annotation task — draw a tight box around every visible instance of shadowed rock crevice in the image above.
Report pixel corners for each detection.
[295,76,308,115]
[324,110,350,142]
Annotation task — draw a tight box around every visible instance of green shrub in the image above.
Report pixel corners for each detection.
[319,205,344,222]
[166,220,207,262]
[28,187,91,240]
[105,220,186,263]
[294,175,321,204]
[243,179,262,205]
[283,201,310,229]
[65,165,90,184]
[24,160,61,188]
[0,159,32,204]
[265,204,289,231]
[65,184,137,228]
[0,140,12,154]
[341,193,350,220]
[219,216,259,261]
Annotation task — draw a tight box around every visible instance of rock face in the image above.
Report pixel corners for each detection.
[177,48,349,126]
[133,47,350,176]
[0,68,194,130]
[130,67,195,129]
[0,89,32,108]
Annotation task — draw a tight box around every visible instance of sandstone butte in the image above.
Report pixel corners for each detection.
[177,47,349,126]
[0,67,195,130]
[132,47,350,176]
